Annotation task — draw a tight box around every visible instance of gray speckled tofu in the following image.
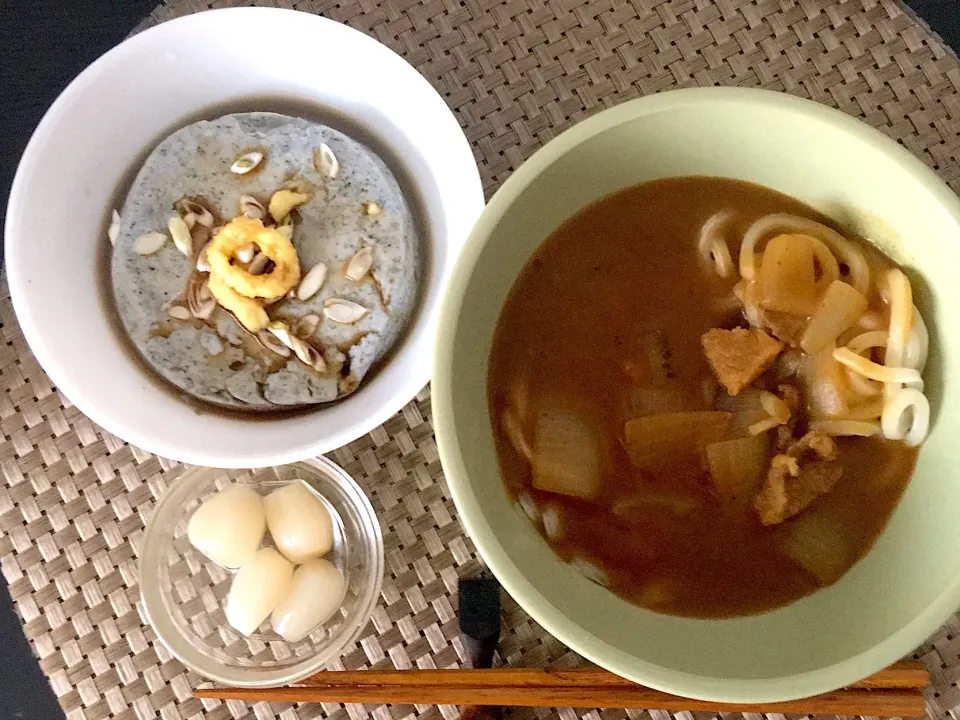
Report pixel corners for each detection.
[111,112,420,410]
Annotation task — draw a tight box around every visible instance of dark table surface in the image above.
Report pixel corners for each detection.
[0,1,958,718]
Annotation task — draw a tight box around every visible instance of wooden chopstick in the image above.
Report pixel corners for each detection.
[194,661,928,716]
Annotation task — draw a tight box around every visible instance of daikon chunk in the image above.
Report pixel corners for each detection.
[623,411,731,472]
[532,405,602,499]
[705,434,770,503]
[781,510,854,586]
[757,234,818,316]
[800,280,868,354]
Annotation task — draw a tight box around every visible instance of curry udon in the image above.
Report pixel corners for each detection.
[488,176,930,618]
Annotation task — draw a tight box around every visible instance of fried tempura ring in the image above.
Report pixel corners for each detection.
[207,217,301,299]
[208,271,269,332]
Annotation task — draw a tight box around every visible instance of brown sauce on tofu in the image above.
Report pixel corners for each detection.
[488,176,922,618]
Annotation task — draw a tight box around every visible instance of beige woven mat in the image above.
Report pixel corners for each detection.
[4,0,960,718]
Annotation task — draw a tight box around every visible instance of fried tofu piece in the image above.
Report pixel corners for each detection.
[774,424,794,453]
[786,430,838,461]
[705,434,770,504]
[781,507,854,586]
[773,384,802,452]
[701,328,784,396]
[759,308,807,347]
[754,431,842,525]
[755,459,842,525]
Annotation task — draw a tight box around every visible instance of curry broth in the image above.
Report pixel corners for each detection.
[488,176,918,618]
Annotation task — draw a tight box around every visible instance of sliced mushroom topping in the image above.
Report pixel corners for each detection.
[247,252,270,276]
[187,274,217,320]
[293,313,321,339]
[257,330,292,357]
[175,198,215,228]
[239,195,266,220]
[196,241,212,272]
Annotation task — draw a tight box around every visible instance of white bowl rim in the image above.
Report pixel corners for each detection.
[433,86,960,703]
[5,7,484,467]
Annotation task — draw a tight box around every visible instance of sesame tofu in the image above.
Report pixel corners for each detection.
[701,328,783,396]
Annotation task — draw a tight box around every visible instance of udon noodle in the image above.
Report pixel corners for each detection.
[716,213,930,446]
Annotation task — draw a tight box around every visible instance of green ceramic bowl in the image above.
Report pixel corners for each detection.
[433,87,960,702]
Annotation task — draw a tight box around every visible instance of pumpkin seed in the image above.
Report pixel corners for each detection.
[134,231,167,255]
[266,321,326,371]
[230,151,264,175]
[344,246,374,281]
[314,143,339,179]
[107,209,121,245]
[297,263,328,301]
[323,298,368,324]
[168,215,193,257]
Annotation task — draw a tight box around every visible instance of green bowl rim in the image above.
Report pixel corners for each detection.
[432,86,960,703]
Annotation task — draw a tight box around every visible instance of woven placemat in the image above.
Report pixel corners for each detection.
[4,0,960,718]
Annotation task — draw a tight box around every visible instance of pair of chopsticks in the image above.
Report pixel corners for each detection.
[195,660,929,716]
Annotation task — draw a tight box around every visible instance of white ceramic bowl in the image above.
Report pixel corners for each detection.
[5,8,483,466]
[434,88,960,702]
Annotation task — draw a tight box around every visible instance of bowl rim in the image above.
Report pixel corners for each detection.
[4,7,484,467]
[432,86,960,702]
[139,456,385,687]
